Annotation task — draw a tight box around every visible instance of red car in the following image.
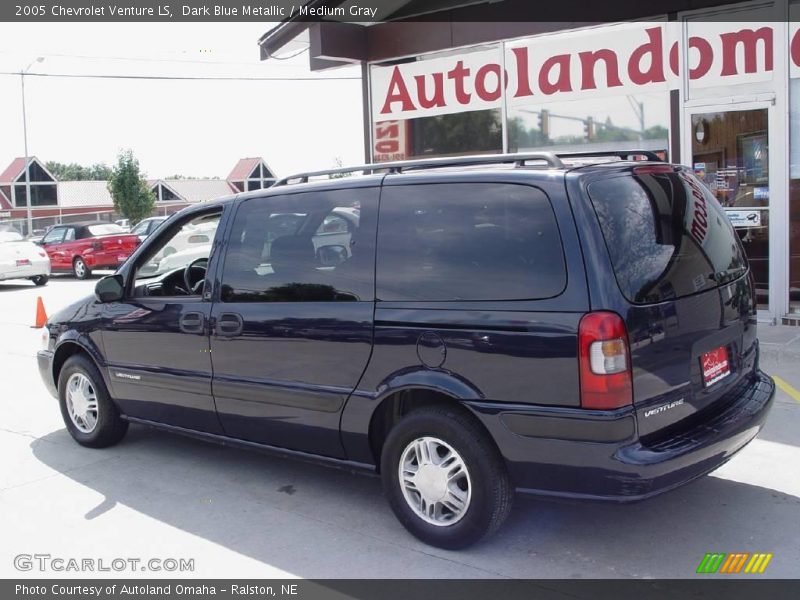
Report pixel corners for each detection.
[38,222,140,279]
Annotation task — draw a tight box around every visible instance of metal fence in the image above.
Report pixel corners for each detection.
[0,210,117,237]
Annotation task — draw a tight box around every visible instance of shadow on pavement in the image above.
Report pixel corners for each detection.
[31,425,800,578]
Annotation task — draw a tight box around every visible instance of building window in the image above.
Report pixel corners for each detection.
[507,93,669,158]
[153,183,179,202]
[13,183,58,207]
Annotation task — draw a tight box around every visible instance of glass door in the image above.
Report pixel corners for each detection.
[687,105,771,312]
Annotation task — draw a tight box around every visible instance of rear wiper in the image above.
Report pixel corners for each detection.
[709,266,748,282]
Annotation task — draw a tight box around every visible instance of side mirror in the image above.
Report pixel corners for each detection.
[95,274,124,303]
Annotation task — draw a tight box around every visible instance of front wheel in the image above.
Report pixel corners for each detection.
[30,275,48,286]
[381,405,513,549]
[58,354,128,448]
[73,257,91,279]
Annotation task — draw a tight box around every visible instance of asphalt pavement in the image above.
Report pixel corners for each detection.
[1,276,798,579]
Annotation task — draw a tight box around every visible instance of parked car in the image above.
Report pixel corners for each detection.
[0,231,50,285]
[37,222,140,279]
[130,216,167,241]
[114,219,131,231]
[37,152,775,549]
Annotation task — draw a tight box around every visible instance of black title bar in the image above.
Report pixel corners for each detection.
[1,0,790,22]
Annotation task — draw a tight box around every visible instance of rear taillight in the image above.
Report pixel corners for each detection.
[578,311,633,410]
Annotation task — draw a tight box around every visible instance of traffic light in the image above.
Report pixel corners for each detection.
[538,109,550,137]
[584,116,595,141]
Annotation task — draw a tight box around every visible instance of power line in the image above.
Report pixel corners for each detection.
[0,71,360,81]
[0,48,310,68]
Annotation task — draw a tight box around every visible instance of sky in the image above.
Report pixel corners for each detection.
[0,23,364,180]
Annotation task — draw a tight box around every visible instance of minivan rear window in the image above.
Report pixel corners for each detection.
[377,183,566,302]
[587,169,747,304]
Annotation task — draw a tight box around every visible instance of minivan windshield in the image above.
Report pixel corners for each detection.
[587,168,747,304]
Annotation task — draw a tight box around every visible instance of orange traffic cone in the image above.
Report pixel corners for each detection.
[33,296,48,329]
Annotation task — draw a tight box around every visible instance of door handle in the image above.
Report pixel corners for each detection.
[215,313,243,337]
[179,311,205,334]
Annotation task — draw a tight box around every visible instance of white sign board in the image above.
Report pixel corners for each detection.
[726,210,762,228]
[372,21,800,120]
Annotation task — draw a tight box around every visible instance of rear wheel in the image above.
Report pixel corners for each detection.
[73,257,91,279]
[58,354,128,448]
[30,275,48,286]
[380,405,513,549]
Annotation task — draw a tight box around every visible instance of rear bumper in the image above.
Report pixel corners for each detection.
[83,252,130,270]
[466,370,775,501]
[37,350,58,399]
[0,259,50,280]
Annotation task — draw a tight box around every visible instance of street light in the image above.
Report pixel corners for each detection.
[21,56,44,238]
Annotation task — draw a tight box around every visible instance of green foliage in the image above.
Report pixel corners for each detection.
[413,111,502,155]
[508,115,669,149]
[45,161,112,181]
[107,150,155,224]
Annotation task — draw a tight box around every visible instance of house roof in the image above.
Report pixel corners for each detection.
[57,181,114,208]
[0,186,11,209]
[0,158,29,183]
[157,179,236,203]
[227,158,263,182]
[0,156,57,184]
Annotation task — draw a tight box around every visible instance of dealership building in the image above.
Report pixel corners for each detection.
[260,0,800,323]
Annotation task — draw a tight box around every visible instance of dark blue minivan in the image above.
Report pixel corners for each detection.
[37,152,775,548]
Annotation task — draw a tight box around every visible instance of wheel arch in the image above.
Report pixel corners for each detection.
[354,370,494,472]
[52,336,108,392]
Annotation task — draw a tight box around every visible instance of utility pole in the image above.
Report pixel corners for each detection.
[20,57,44,238]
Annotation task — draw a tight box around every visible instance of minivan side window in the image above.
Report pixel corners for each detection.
[376,183,566,302]
[220,188,376,303]
[587,169,748,304]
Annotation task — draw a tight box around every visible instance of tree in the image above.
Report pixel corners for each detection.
[45,161,112,181]
[108,150,155,224]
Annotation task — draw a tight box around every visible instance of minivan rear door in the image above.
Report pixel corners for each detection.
[585,166,757,437]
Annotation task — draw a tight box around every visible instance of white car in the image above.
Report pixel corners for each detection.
[0,231,51,286]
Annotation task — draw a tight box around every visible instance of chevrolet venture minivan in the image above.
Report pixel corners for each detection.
[37,152,775,549]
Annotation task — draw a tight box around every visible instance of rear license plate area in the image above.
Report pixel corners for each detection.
[701,346,731,387]
[15,259,30,266]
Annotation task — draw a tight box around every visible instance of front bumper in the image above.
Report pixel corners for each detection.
[466,370,775,501]
[37,350,58,399]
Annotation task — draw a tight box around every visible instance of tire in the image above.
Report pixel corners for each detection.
[73,257,91,279]
[380,405,513,549]
[31,275,48,286]
[58,354,128,448]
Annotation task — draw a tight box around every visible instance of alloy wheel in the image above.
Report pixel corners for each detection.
[398,436,472,526]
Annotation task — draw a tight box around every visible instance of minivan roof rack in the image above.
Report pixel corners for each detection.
[556,150,664,162]
[272,152,565,186]
[272,149,663,187]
